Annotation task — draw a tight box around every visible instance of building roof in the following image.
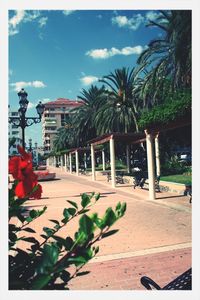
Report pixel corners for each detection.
[44,98,84,108]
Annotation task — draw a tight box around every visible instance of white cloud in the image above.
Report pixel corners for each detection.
[112,14,144,30]
[10,80,46,91]
[9,10,47,36]
[63,10,75,16]
[38,98,51,103]
[86,45,146,59]
[9,10,25,28]
[27,102,35,109]
[146,11,161,21]
[9,10,25,35]
[24,10,41,22]
[80,76,99,86]
[38,17,48,28]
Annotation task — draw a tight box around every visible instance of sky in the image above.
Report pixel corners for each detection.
[9,9,163,146]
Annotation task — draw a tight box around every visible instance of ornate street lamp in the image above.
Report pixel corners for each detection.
[28,138,32,152]
[9,89,45,148]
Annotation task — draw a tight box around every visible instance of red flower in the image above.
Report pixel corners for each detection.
[15,180,42,199]
[9,146,42,199]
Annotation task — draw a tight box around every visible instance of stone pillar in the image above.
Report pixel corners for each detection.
[60,155,63,170]
[54,156,56,167]
[84,153,87,170]
[110,137,116,188]
[155,134,161,177]
[69,152,72,174]
[145,130,156,200]
[75,150,79,176]
[102,149,105,171]
[64,154,67,172]
[46,158,49,167]
[126,145,130,173]
[91,144,96,181]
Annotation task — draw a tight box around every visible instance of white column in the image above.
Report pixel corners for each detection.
[60,155,63,170]
[145,130,156,200]
[64,154,67,172]
[75,150,79,176]
[155,134,161,177]
[126,145,130,173]
[69,152,72,174]
[46,158,49,167]
[102,149,105,171]
[110,137,116,188]
[84,153,87,170]
[91,144,96,181]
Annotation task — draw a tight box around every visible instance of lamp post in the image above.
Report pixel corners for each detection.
[9,89,45,148]
[28,138,32,152]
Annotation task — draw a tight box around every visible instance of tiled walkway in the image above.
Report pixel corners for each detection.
[20,167,192,290]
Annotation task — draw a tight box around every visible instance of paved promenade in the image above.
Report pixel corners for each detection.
[22,167,192,290]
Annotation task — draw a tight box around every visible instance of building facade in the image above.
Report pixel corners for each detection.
[42,98,83,154]
[8,106,22,155]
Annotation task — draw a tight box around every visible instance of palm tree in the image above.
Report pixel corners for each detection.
[95,67,141,134]
[71,85,107,145]
[53,115,76,152]
[137,10,191,97]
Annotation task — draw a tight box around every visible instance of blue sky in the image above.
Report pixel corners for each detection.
[9,9,163,146]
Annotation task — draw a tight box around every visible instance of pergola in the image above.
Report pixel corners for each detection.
[88,131,159,199]
[47,115,191,201]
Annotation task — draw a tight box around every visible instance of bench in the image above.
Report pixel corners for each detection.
[133,171,160,192]
[107,171,125,184]
[140,268,192,290]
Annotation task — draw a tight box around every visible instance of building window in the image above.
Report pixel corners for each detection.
[11,112,18,116]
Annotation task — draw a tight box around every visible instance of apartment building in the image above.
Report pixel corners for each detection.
[42,98,83,153]
[8,106,22,155]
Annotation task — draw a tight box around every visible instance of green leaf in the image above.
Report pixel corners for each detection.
[67,208,76,216]
[79,215,94,235]
[60,270,71,282]
[95,193,100,201]
[21,237,39,244]
[65,237,74,250]
[63,208,70,220]
[43,227,55,237]
[94,246,99,254]
[22,227,36,233]
[120,202,127,215]
[25,216,33,223]
[68,256,87,266]
[52,236,74,251]
[102,229,119,239]
[49,219,60,225]
[29,209,38,219]
[31,274,52,290]
[81,193,91,208]
[40,234,47,239]
[103,208,117,227]
[116,202,121,210]
[67,200,78,209]
[76,271,90,276]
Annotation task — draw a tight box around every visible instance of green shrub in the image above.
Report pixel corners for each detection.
[9,188,126,290]
[161,155,188,176]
